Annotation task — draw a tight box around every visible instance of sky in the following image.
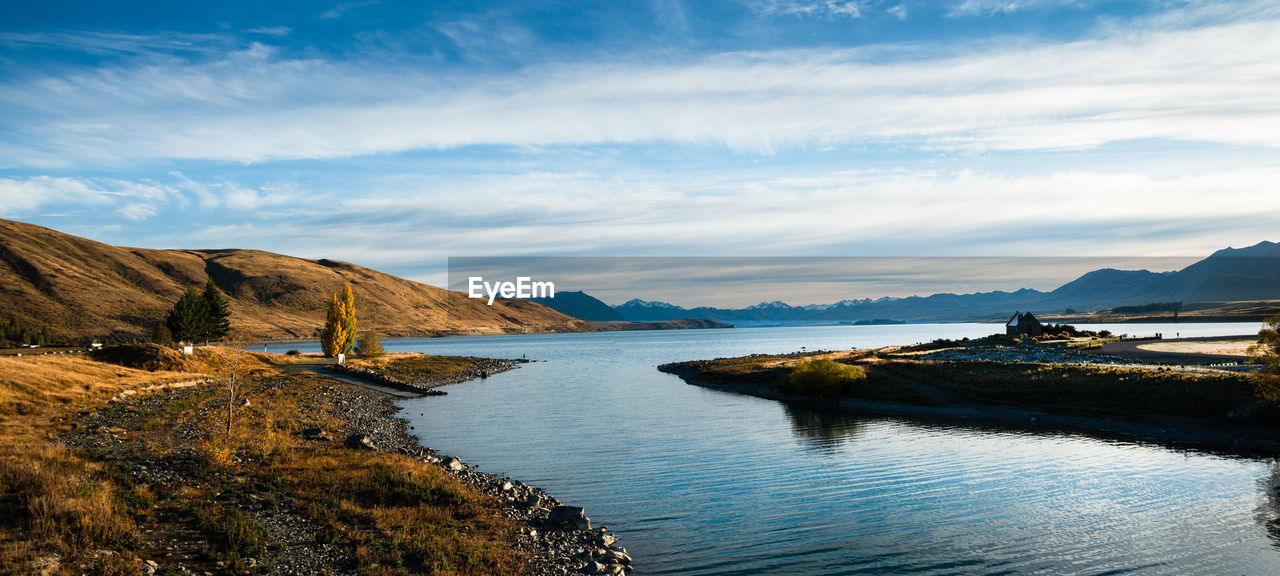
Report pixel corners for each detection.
[2,0,1279,296]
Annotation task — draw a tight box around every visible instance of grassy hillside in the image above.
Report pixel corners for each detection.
[0,219,589,341]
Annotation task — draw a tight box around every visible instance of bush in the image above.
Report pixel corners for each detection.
[90,344,189,372]
[285,349,300,356]
[781,358,866,397]
[355,329,385,359]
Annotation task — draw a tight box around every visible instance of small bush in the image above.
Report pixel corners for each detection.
[90,344,189,372]
[285,349,300,356]
[355,329,385,359]
[781,358,866,397]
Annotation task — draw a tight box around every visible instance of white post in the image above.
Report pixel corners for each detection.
[337,353,345,365]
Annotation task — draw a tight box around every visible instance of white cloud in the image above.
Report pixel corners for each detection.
[3,13,1279,166]
[0,174,292,220]
[947,0,1079,17]
[0,177,113,213]
[245,26,292,37]
[147,166,1280,280]
[749,0,865,18]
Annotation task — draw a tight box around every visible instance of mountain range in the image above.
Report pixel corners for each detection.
[608,242,1280,325]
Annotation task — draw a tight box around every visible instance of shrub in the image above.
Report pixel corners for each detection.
[781,358,866,397]
[285,349,301,356]
[355,329,385,359]
[90,344,189,372]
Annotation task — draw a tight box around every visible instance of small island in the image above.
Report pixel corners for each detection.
[659,329,1280,455]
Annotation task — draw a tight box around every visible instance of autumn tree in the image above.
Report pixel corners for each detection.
[321,284,358,357]
[355,328,385,358]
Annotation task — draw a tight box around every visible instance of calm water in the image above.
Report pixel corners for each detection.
[267,323,1280,574]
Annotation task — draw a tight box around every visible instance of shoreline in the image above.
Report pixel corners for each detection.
[54,354,631,576]
[659,359,1280,458]
[342,376,634,576]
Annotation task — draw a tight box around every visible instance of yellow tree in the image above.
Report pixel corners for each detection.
[321,284,358,357]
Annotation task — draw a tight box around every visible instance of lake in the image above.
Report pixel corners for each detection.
[266,323,1280,575]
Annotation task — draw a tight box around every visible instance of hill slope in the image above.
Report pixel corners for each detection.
[0,219,589,341]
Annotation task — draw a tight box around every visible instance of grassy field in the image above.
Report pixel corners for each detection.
[0,347,523,575]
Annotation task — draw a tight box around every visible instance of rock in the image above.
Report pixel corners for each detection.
[502,481,514,492]
[598,534,618,548]
[523,493,543,508]
[547,505,591,530]
[442,457,465,472]
[344,433,376,450]
[602,549,631,565]
[302,427,332,441]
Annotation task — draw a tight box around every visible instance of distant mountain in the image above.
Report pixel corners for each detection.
[614,299,692,322]
[528,291,627,322]
[1137,242,1280,303]
[1048,268,1172,308]
[589,318,734,331]
[610,241,1280,325]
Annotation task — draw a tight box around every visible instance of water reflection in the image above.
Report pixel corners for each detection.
[1259,460,1280,549]
[783,403,863,454]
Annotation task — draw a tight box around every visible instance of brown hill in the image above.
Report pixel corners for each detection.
[0,219,590,342]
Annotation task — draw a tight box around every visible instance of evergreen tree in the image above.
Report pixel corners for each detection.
[202,279,232,341]
[151,323,174,346]
[166,287,207,343]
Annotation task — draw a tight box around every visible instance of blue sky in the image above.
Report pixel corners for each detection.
[2,0,1279,289]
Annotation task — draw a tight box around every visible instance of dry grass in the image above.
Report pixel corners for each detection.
[0,354,198,574]
[347,353,490,383]
[0,345,525,575]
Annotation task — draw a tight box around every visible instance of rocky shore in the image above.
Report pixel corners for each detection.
[329,357,527,394]
[63,367,630,575]
[327,379,634,576]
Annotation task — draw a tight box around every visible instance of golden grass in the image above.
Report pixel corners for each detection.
[0,354,196,439]
[0,353,197,574]
[1,346,525,575]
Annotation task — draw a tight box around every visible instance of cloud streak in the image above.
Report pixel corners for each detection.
[3,13,1279,166]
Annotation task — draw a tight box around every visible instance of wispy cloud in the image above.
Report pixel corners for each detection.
[245,26,292,37]
[0,30,233,57]
[745,0,865,19]
[90,166,1280,285]
[320,0,380,20]
[947,0,1081,17]
[0,176,180,220]
[3,13,1278,167]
